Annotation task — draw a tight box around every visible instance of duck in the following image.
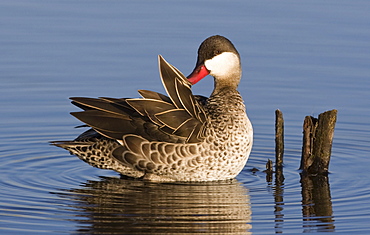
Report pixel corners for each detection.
[52,35,253,182]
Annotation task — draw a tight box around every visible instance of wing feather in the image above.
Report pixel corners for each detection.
[126,98,176,117]
[158,55,206,142]
[138,90,172,103]
[155,109,192,130]
[69,55,207,144]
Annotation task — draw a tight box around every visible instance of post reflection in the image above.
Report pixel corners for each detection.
[265,160,285,234]
[300,174,335,232]
[274,167,285,234]
[57,177,252,234]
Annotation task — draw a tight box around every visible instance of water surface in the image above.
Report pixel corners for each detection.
[1,1,370,234]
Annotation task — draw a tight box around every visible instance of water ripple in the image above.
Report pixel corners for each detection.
[2,117,370,234]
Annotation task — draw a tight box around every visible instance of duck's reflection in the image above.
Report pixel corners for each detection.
[59,176,251,234]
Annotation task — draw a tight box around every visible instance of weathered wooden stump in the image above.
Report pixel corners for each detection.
[300,109,337,175]
[274,109,285,184]
[275,109,284,168]
[265,159,273,182]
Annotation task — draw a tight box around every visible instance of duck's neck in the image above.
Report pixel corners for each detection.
[211,72,241,96]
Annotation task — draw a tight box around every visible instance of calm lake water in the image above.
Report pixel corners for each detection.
[1,1,370,234]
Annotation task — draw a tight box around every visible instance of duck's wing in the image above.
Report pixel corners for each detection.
[70,55,207,144]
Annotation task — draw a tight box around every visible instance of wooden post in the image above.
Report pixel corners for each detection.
[300,110,337,175]
[273,110,285,232]
[300,116,318,171]
[265,159,273,183]
[275,109,284,168]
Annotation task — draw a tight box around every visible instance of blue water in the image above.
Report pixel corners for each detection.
[1,1,370,234]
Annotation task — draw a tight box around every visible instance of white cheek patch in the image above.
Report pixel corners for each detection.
[204,52,239,78]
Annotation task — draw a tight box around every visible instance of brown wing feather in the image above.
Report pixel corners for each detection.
[158,55,206,142]
[172,118,201,141]
[71,110,135,139]
[155,109,192,130]
[138,90,172,103]
[70,55,207,144]
[126,99,176,120]
[71,97,131,116]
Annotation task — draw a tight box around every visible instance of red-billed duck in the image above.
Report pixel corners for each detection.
[52,35,253,182]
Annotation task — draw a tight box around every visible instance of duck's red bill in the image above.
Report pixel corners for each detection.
[187,65,209,85]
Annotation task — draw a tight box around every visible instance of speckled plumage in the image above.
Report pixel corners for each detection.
[52,35,253,182]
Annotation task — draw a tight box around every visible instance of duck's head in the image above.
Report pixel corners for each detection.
[187,35,241,91]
